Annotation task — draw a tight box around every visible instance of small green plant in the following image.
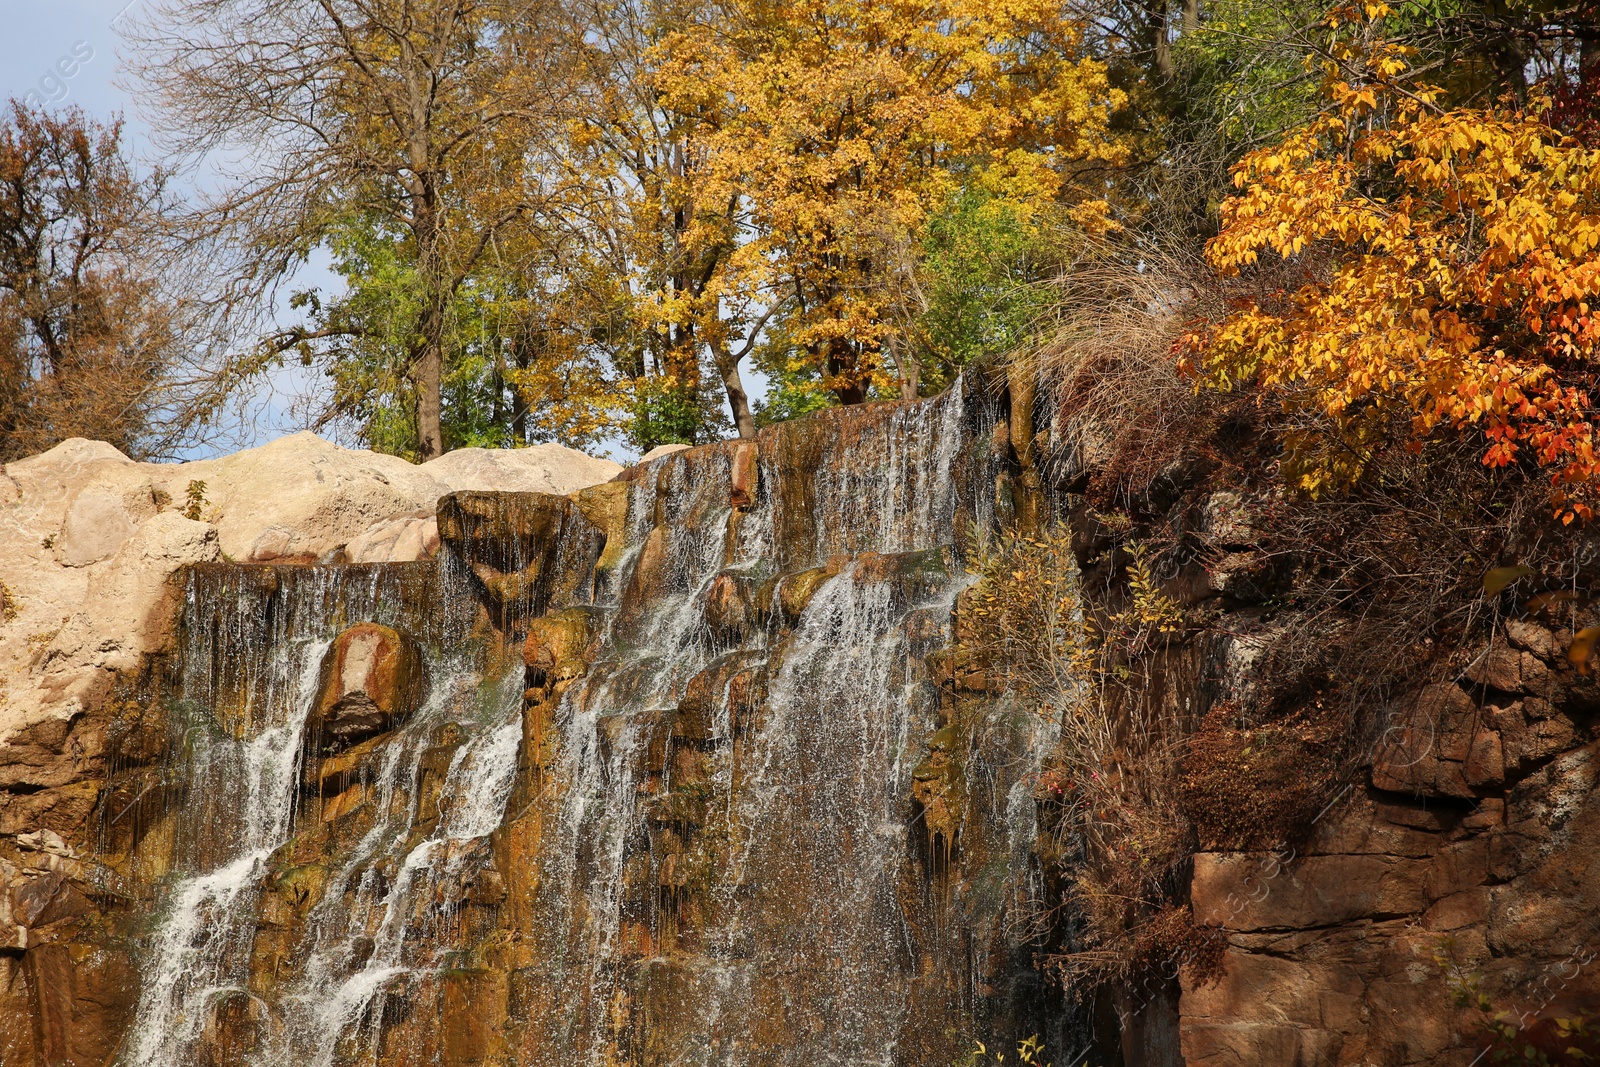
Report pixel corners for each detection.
[0,579,18,622]
[183,480,209,521]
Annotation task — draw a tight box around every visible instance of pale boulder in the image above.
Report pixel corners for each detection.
[31,511,220,725]
[637,443,691,465]
[345,509,439,564]
[54,471,161,568]
[422,444,621,496]
[165,432,448,562]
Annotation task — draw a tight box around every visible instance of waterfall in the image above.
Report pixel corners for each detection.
[119,380,1076,1067]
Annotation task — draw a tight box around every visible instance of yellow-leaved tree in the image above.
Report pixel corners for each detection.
[653,0,1128,405]
[1182,4,1600,519]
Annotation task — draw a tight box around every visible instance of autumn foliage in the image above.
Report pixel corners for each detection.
[1181,7,1600,518]
[650,0,1126,404]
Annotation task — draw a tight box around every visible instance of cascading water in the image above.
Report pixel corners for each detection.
[119,379,1077,1067]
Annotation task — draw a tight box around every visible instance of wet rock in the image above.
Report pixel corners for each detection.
[729,441,759,509]
[771,564,835,624]
[310,623,423,753]
[441,968,508,1063]
[574,481,630,587]
[625,526,675,606]
[678,652,765,741]
[523,608,596,690]
[438,491,606,613]
[853,547,955,608]
[911,723,965,851]
[703,573,753,643]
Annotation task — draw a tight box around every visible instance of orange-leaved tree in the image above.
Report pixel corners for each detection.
[653,0,1127,406]
[1181,5,1600,519]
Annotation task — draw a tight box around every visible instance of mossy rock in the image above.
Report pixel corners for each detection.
[523,607,596,688]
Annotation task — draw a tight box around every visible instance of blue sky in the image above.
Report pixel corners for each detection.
[2,2,766,460]
[3,2,139,127]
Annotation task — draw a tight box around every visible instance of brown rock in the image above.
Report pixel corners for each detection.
[310,623,423,753]
[729,441,759,509]
[1461,797,1505,829]
[1372,684,1479,798]
[522,608,595,689]
[702,573,751,643]
[1423,887,1490,931]
[1465,728,1505,788]
[1180,952,1362,1066]
[1423,837,1489,901]
[1193,852,1426,931]
[1504,617,1558,659]
[1466,639,1550,696]
[19,941,136,1067]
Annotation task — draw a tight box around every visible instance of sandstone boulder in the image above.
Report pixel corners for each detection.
[30,512,221,732]
[422,444,621,496]
[638,443,691,464]
[344,509,441,564]
[309,623,423,753]
[172,432,445,562]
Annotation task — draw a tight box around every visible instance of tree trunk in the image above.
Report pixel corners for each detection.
[414,335,445,460]
[510,341,531,446]
[889,335,920,401]
[1148,0,1174,79]
[826,339,868,405]
[413,190,447,460]
[711,340,757,439]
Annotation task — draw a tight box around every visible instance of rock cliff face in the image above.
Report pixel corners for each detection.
[1,384,1596,1067]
